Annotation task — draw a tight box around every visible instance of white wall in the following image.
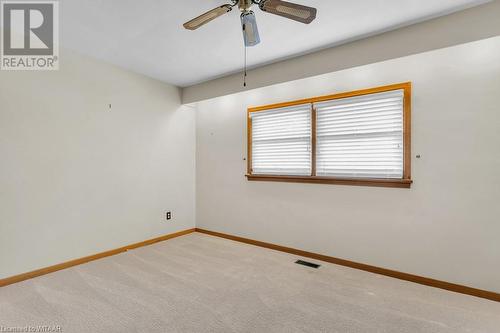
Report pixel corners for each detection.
[195,36,500,293]
[0,49,196,279]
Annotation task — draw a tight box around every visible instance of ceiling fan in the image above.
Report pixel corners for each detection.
[183,0,317,47]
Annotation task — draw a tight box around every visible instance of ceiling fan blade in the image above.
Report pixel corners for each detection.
[241,11,261,47]
[259,0,317,24]
[183,4,233,30]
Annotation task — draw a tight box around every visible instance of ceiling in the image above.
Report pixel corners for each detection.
[61,0,489,87]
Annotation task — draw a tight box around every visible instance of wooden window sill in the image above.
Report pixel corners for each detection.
[246,174,413,188]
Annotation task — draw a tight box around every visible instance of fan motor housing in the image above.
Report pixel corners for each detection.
[238,0,253,12]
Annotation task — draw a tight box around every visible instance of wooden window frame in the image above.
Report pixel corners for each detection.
[246,82,412,188]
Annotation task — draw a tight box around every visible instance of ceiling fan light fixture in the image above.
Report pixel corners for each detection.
[241,11,260,47]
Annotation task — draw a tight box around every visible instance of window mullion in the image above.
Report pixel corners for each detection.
[311,104,317,177]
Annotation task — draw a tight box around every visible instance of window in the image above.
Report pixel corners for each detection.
[250,104,311,176]
[246,83,412,188]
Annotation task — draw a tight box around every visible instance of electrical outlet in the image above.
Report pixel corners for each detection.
[166,211,172,221]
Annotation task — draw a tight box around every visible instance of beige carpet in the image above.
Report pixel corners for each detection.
[0,233,499,333]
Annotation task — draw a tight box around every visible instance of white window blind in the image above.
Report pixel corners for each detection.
[250,104,311,175]
[314,90,405,179]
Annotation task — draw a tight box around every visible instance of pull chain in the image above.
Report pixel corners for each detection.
[244,44,247,87]
[243,23,247,87]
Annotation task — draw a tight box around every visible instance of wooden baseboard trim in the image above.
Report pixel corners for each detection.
[0,228,196,288]
[195,228,500,302]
